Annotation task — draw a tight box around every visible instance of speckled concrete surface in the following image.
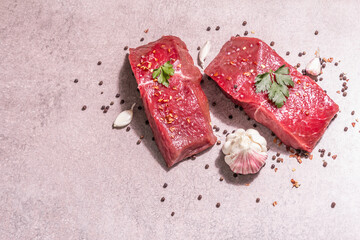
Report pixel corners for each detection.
[1,0,360,239]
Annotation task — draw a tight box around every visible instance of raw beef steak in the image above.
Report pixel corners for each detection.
[205,37,339,152]
[129,36,216,167]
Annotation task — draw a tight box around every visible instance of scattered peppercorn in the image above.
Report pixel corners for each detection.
[206,27,211,31]
[216,140,221,145]
[256,198,260,203]
[331,202,336,208]
[233,173,238,178]
[137,106,142,110]
[198,195,202,200]
[74,79,78,83]
[97,61,102,65]
[191,155,196,160]
[212,102,216,106]
[160,197,165,202]
[315,30,319,35]
[351,111,355,115]
[271,164,275,169]
[270,41,275,46]
[124,46,128,50]
[140,135,144,139]
[126,127,130,132]
[171,212,175,216]
[215,26,220,31]
[302,51,306,55]
[335,62,338,66]
[216,203,221,208]
[319,77,323,81]
[81,105,87,111]
[103,109,107,113]
[152,137,155,141]
[242,21,247,26]
[110,101,114,105]
[298,52,303,57]
[163,183,168,188]
[276,152,280,157]
[136,140,141,145]
[244,31,248,36]
[219,177,224,181]
[120,99,125,104]
[253,124,257,128]
[98,81,103,86]
[145,120,149,125]
[229,115,233,119]
[322,63,326,68]
[205,164,209,169]
[343,92,347,97]
[344,127,348,132]
[115,93,120,98]
[286,51,290,56]
[223,130,228,134]
[105,106,109,110]
[100,92,103,94]
[272,155,276,160]
[140,37,144,42]
[101,105,105,110]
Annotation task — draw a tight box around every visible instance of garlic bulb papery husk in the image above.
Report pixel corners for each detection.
[199,41,211,69]
[222,128,268,174]
[306,49,321,76]
[113,103,136,128]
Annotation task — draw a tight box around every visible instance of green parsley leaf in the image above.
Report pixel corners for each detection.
[255,72,271,93]
[152,61,175,87]
[254,64,294,108]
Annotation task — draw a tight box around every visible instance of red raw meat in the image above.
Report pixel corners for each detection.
[205,37,339,152]
[129,36,216,167]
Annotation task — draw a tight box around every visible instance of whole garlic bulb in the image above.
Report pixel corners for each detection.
[222,129,268,174]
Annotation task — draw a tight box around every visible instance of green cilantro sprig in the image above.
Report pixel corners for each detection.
[152,61,175,87]
[255,65,294,108]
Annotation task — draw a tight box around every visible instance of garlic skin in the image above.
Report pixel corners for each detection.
[222,129,268,174]
[199,41,211,69]
[306,50,321,76]
[113,103,136,128]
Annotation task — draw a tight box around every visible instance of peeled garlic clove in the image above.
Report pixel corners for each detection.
[222,128,268,175]
[113,103,136,128]
[199,41,211,69]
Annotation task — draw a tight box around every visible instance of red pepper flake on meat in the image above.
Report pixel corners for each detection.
[186,118,191,123]
[214,72,219,77]
[243,72,251,76]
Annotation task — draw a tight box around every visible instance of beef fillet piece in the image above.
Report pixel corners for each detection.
[129,36,216,167]
[205,37,339,152]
